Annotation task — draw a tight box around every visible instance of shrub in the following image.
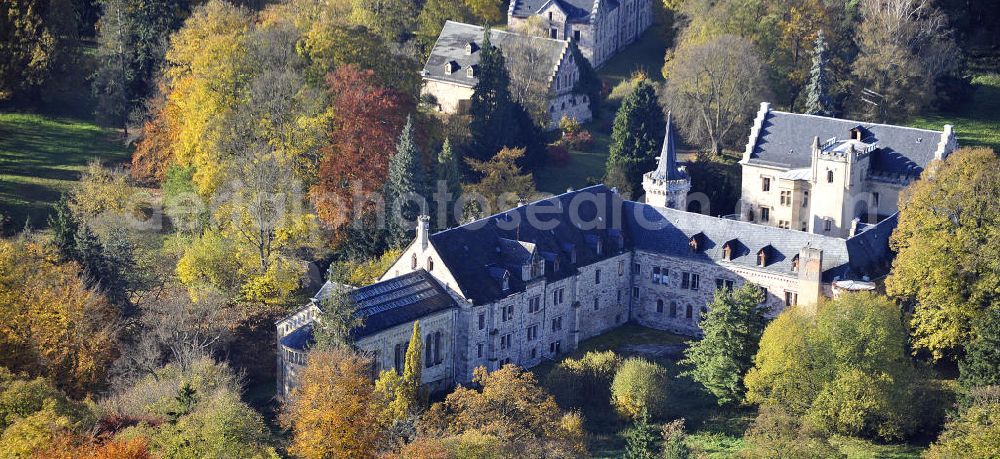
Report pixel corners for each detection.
[610,358,669,420]
[545,351,621,418]
[561,130,594,151]
[925,386,1000,458]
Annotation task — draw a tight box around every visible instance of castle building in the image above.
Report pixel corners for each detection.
[277,121,901,397]
[507,0,653,67]
[421,21,591,127]
[738,102,956,237]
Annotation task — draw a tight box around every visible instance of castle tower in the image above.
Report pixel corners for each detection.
[642,112,692,210]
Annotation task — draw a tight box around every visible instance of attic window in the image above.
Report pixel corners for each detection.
[444,61,458,75]
[466,65,477,78]
[465,42,478,55]
[501,272,510,291]
[722,243,733,261]
[791,254,800,272]
[689,233,704,253]
[757,248,769,267]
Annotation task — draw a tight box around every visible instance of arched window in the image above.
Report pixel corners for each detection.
[411,253,417,270]
[425,333,433,368]
[427,257,434,271]
[669,301,677,318]
[656,299,663,313]
[685,304,693,319]
[434,331,442,364]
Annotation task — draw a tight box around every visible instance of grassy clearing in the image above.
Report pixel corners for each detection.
[908,73,1000,151]
[597,22,672,87]
[0,113,130,231]
[534,124,612,194]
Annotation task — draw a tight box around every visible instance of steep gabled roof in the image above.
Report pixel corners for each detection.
[745,108,951,176]
[428,185,630,304]
[510,0,597,19]
[622,202,896,282]
[422,21,569,89]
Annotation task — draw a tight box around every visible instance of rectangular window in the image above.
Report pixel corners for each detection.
[618,260,625,276]
[551,316,563,332]
[550,340,562,355]
[617,289,623,303]
[593,298,599,310]
[531,347,537,359]
[595,269,601,284]
[824,219,833,232]
[784,291,797,307]
[761,176,771,192]
[529,296,541,313]
[760,207,771,222]
[501,333,512,350]
[553,288,564,305]
[632,286,639,300]
[527,325,538,341]
[780,190,791,206]
[478,312,485,330]
[873,192,880,209]
[573,30,581,41]
[691,273,700,290]
[802,191,809,207]
[477,342,484,358]
[652,266,661,284]
[501,304,514,322]
[633,262,640,274]
[681,272,690,289]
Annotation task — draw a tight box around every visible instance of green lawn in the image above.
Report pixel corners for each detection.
[534,125,612,194]
[907,73,1000,151]
[0,113,130,232]
[596,22,672,87]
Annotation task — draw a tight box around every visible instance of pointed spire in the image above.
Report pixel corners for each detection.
[652,112,685,181]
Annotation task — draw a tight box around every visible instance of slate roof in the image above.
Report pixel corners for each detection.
[284,270,458,349]
[428,185,630,304]
[746,110,948,176]
[623,202,895,282]
[510,0,599,19]
[422,21,569,88]
[650,112,686,181]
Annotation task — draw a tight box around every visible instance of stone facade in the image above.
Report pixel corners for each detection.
[421,21,591,127]
[508,0,653,67]
[278,143,896,395]
[739,102,956,237]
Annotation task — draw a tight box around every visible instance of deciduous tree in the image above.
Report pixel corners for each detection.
[958,306,1000,389]
[663,34,769,155]
[283,347,384,459]
[886,147,1000,360]
[311,65,413,231]
[463,147,537,220]
[611,358,669,420]
[0,239,118,397]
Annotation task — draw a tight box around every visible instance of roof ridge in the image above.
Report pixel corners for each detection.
[769,109,946,134]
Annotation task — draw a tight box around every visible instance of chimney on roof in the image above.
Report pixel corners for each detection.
[797,247,824,315]
[417,215,430,251]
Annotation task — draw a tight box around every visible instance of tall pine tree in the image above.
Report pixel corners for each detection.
[604,78,664,199]
[469,27,516,161]
[435,138,462,228]
[386,115,428,248]
[680,283,767,406]
[804,30,833,117]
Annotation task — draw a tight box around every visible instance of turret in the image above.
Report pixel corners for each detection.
[642,112,692,210]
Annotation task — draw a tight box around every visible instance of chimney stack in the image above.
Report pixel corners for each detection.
[417,215,430,251]
[797,247,824,315]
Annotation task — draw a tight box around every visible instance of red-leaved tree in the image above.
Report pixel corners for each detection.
[311,65,413,231]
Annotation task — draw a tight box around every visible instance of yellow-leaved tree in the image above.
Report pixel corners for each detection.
[0,239,118,397]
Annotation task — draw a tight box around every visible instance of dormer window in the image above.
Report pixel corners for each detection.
[757,246,772,267]
[723,244,732,261]
[791,254,800,272]
[427,257,434,271]
[465,42,478,55]
[444,61,458,75]
[501,271,510,291]
[689,232,705,253]
[466,65,477,78]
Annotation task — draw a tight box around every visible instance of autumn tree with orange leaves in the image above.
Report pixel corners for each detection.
[311,65,414,232]
[282,347,387,459]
